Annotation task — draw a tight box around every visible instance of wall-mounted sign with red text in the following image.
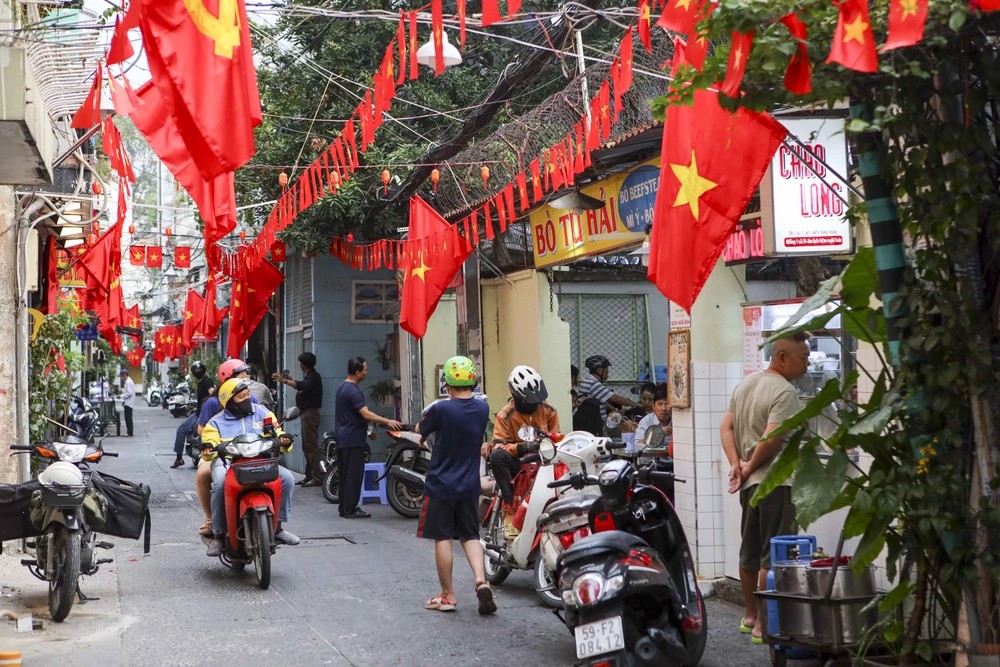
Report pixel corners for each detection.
[770,118,851,254]
[723,217,765,265]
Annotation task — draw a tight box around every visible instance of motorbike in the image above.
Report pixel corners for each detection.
[10,432,119,622]
[185,429,203,468]
[319,425,372,504]
[169,395,196,419]
[480,427,621,609]
[145,382,161,407]
[208,407,300,589]
[549,456,706,667]
[165,384,190,417]
[68,395,100,442]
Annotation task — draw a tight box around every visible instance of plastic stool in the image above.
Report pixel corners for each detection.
[360,462,388,505]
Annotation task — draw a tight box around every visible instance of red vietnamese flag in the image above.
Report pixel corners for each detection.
[638,0,653,54]
[409,11,419,81]
[400,196,474,339]
[70,67,102,129]
[130,82,237,245]
[826,0,878,73]
[129,346,146,368]
[781,14,812,94]
[153,330,165,363]
[126,304,143,341]
[516,171,529,211]
[720,31,754,98]
[656,0,706,36]
[45,237,61,314]
[597,80,611,141]
[201,274,229,340]
[647,89,786,311]
[270,241,287,263]
[530,158,542,203]
[129,245,146,266]
[107,15,135,66]
[509,0,522,17]
[457,0,467,49]
[174,245,192,268]
[107,69,135,116]
[432,0,445,76]
[139,0,262,179]
[481,0,501,27]
[882,0,928,51]
[146,245,163,268]
[227,261,283,358]
[181,289,205,351]
[77,220,123,313]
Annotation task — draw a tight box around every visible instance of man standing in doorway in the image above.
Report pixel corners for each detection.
[720,333,811,644]
[119,369,135,437]
[335,357,402,518]
[273,353,324,487]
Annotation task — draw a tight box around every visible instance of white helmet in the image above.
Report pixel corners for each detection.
[508,365,548,406]
[38,461,84,488]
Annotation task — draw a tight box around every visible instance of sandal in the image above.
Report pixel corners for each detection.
[198,520,214,537]
[739,618,755,634]
[476,584,497,616]
[425,594,456,612]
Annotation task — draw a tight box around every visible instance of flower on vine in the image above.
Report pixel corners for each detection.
[917,457,930,475]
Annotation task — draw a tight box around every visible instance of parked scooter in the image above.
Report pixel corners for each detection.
[10,433,119,621]
[68,395,100,442]
[549,457,706,667]
[319,425,372,504]
[169,395,196,419]
[480,428,620,608]
[145,382,161,407]
[209,407,300,589]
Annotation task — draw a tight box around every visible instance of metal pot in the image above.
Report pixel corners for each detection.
[772,562,815,640]
[806,564,876,645]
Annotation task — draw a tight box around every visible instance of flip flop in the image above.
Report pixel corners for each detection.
[198,520,214,537]
[476,584,497,616]
[739,619,754,634]
[751,635,764,645]
[425,594,456,612]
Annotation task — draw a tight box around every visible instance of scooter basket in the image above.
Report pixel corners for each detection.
[0,480,43,541]
[90,473,151,553]
[40,484,86,508]
[232,459,279,485]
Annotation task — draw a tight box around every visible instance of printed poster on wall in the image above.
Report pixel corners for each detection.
[742,306,763,377]
[669,301,691,329]
[667,330,691,409]
[771,118,851,254]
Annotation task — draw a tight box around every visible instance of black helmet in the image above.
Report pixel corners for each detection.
[584,355,611,372]
[191,361,206,372]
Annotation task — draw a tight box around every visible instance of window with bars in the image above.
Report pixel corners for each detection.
[285,251,313,328]
[351,280,399,323]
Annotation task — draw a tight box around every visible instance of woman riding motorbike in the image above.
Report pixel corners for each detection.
[200,378,301,557]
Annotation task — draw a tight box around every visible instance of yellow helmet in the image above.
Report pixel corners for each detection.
[218,378,250,410]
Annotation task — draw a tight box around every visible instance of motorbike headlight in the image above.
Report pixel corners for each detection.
[572,573,605,606]
[236,440,263,458]
[52,442,88,463]
[225,443,240,456]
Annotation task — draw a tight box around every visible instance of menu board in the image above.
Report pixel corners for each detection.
[743,306,763,377]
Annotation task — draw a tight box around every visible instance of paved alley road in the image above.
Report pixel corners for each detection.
[3,406,773,667]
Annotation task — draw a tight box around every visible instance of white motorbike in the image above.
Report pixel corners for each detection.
[480,427,622,608]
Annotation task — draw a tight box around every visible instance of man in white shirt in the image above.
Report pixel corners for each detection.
[635,386,672,456]
[119,369,135,437]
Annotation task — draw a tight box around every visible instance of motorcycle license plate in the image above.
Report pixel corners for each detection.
[575,616,625,659]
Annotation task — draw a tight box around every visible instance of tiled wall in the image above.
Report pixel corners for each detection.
[673,361,743,579]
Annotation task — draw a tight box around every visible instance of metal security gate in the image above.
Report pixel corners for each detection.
[282,252,314,475]
[558,294,653,393]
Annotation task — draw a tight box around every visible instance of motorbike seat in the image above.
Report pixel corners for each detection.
[537,494,599,529]
[323,431,337,440]
[557,530,648,569]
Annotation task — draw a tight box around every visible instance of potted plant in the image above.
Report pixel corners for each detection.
[367,378,396,408]
[372,339,391,371]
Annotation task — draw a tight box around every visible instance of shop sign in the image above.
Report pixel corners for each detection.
[723,217,765,265]
[530,158,653,268]
[56,246,87,288]
[770,118,851,254]
[742,306,763,376]
[667,330,691,409]
[669,300,690,329]
[75,323,99,341]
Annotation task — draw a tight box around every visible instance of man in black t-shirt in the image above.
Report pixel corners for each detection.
[273,352,325,486]
[172,361,213,468]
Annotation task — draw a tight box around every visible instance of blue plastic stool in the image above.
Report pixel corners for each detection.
[360,462,388,505]
[766,535,817,661]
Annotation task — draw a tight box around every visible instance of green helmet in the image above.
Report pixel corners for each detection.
[443,356,477,387]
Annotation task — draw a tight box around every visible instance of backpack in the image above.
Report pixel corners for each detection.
[573,397,604,437]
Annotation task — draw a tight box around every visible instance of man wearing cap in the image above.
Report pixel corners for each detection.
[119,369,135,437]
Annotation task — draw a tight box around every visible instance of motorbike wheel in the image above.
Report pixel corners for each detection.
[483,503,511,586]
[48,526,81,622]
[386,456,429,519]
[251,512,271,590]
[322,462,339,505]
[534,558,563,609]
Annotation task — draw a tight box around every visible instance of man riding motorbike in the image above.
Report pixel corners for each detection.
[481,366,560,540]
[200,378,301,557]
[172,360,213,468]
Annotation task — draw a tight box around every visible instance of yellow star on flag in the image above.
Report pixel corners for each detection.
[843,14,869,44]
[184,310,193,320]
[641,4,650,20]
[409,261,430,282]
[670,151,718,219]
[130,318,138,327]
[133,250,142,260]
[899,0,918,19]
[674,0,694,10]
[734,45,744,64]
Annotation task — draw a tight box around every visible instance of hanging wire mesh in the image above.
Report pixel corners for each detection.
[432,35,675,220]
[558,292,651,391]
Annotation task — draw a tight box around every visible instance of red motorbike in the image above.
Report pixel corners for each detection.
[212,409,298,589]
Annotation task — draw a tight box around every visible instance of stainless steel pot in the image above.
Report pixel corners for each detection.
[806,565,876,645]
[772,562,815,640]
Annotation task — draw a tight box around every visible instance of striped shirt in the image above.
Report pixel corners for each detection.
[578,373,613,420]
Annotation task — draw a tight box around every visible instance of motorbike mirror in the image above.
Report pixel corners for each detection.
[645,425,666,450]
[517,425,536,442]
[605,411,623,430]
[538,438,556,463]
[282,406,301,423]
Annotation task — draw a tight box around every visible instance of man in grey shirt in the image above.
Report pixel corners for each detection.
[720,333,811,643]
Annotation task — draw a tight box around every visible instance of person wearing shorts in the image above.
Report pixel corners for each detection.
[720,333,811,643]
[416,356,496,616]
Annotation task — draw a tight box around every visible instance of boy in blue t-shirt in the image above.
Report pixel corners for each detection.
[416,356,497,616]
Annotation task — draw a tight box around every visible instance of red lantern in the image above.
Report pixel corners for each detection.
[128,224,135,235]
[347,233,354,243]
[279,171,288,187]
[92,181,101,195]
[481,165,490,188]
[92,221,100,234]
[381,169,391,194]
[239,229,246,241]
[87,233,97,245]
[431,168,440,193]
[331,171,341,186]
[165,227,172,238]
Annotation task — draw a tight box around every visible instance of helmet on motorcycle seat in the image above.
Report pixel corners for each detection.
[218,358,252,383]
[508,365,548,405]
[444,356,477,387]
[38,461,84,488]
[218,379,251,410]
[584,355,611,372]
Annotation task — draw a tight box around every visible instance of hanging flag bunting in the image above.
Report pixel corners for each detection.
[530,158,542,203]
[827,0,878,73]
[397,13,407,84]
[129,246,146,266]
[432,0,445,76]
[655,0,706,36]
[146,245,163,268]
[181,289,205,351]
[638,0,653,54]
[781,14,813,94]
[271,241,287,262]
[409,10,419,80]
[882,0,928,50]
[516,171,529,211]
[70,67,102,129]
[457,0,467,48]
[481,0,501,27]
[174,246,191,268]
[509,0,522,18]
[106,15,135,66]
[720,31,755,98]
[107,68,135,116]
